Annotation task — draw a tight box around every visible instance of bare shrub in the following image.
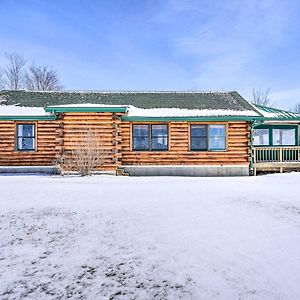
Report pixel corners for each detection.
[56,129,109,176]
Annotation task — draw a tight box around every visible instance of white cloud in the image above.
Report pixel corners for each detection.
[158,0,297,93]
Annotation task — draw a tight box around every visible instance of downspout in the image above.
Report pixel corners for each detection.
[249,120,264,175]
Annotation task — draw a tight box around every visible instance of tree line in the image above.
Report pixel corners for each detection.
[0,53,63,91]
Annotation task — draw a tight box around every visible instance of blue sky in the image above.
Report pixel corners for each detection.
[1,0,300,108]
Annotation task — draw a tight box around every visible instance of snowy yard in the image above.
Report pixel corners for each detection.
[0,173,300,300]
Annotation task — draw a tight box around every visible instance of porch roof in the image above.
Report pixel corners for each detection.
[253,104,300,121]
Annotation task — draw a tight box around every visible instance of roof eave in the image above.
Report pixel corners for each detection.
[121,116,263,122]
[0,115,57,121]
[262,117,300,122]
[44,106,128,113]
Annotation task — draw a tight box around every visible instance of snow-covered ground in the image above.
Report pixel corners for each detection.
[0,173,299,299]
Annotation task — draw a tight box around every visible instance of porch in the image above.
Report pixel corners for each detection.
[253,146,300,175]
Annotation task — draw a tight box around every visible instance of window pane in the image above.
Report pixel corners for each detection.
[273,129,296,145]
[209,125,226,150]
[133,137,149,150]
[18,138,34,150]
[132,125,149,150]
[17,124,34,137]
[152,137,168,150]
[209,125,225,137]
[253,129,270,146]
[209,137,225,150]
[151,125,168,150]
[152,125,168,136]
[191,137,207,150]
[133,125,149,136]
[191,125,207,137]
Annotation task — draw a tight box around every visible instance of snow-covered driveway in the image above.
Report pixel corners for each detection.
[0,173,299,299]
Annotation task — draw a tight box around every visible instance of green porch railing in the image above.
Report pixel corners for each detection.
[254,146,300,163]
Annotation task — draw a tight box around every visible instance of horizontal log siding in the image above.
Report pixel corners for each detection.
[0,118,250,169]
[120,122,250,165]
[0,121,60,166]
[60,113,123,171]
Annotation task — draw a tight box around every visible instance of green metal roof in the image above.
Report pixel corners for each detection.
[253,104,300,121]
[0,90,258,112]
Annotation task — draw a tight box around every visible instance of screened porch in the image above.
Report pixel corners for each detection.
[253,125,300,174]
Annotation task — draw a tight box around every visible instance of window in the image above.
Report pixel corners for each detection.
[17,124,35,151]
[132,124,168,151]
[253,127,297,146]
[190,124,226,151]
[253,129,270,146]
[273,129,296,146]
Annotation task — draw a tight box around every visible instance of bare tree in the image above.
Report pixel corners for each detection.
[0,69,5,89]
[24,64,63,91]
[252,88,271,106]
[292,103,300,114]
[4,53,26,89]
[55,129,109,176]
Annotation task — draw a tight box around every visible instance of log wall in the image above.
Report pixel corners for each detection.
[0,121,60,166]
[0,117,251,169]
[120,121,250,166]
[59,112,123,171]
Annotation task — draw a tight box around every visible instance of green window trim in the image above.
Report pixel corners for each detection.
[253,125,298,147]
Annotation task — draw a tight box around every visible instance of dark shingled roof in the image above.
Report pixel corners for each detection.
[0,90,256,112]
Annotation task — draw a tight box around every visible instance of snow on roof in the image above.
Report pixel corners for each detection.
[47,104,260,117]
[0,103,260,118]
[254,107,277,118]
[126,107,260,117]
[0,105,49,116]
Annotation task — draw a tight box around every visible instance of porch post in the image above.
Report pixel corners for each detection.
[279,148,283,173]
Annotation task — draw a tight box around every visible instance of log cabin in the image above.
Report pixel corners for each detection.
[0,90,299,176]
